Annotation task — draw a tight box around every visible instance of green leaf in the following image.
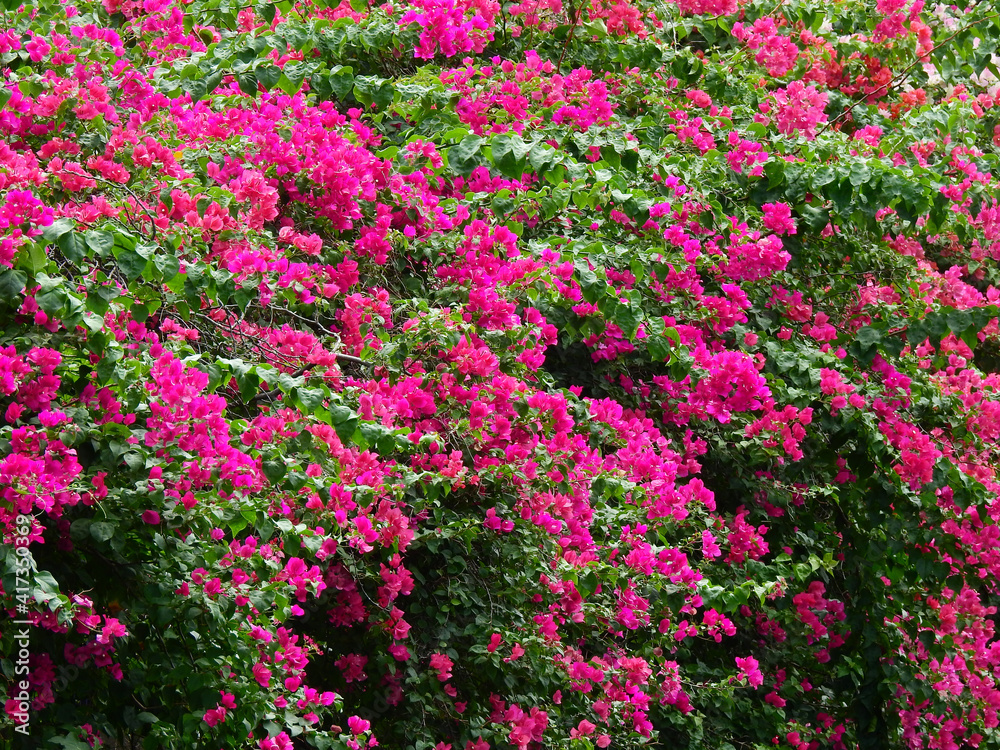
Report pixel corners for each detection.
[353,76,395,109]
[235,287,254,313]
[855,326,882,348]
[256,64,282,91]
[812,166,836,187]
[906,321,929,346]
[646,335,671,361]
[41,218,75,242]
[90,521,116,543]
[528,142,556,173]
[237,371,260,402]
[575,261,604,304]
[18,242,49,274]
[613,303,642,339]
[849,162,872,187]
[578,570,599,598]
[945,309,972,335]
[490,133,530,180]
[36,281,69,316]
[84,230,115,257]
[59,232,89,263]
[599,145,621,168]
[448,135,483,176]
[295,387,325,411]
[849,325,884,364]
[116,248,149,281]
[48,732,91,750]
[185,78,207,104]
[96,348,123,383]
[154,254,181,282]
[0,268,27,298]
[238,72,259,96]
[329,405,358,442]
[276,72,302,96]
[801,205,830,232]
[314,65,355,100]
[829,178,853,212]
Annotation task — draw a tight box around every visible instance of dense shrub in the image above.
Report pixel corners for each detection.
[2,0,1000,748]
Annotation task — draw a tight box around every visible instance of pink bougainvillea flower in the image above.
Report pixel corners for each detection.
[736,656,764,688]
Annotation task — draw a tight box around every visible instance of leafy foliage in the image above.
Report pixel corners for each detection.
[3,0,1000,748]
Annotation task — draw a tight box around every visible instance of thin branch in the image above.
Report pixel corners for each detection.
[88,175,159,241]
[556,0,579,73]
[336,352,367,366]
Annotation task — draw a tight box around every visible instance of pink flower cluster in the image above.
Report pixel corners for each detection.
[400,0,499,59]
[761,81,829,139]
[733,18,801,77]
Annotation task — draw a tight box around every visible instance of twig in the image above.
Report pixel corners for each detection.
[336,352,367,366]
[556,0,579,73]
[88,175,159,241]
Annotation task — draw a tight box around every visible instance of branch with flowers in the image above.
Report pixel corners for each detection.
[3,0,1000,748]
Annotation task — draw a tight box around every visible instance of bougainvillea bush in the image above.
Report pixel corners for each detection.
[3,0,1000,746]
